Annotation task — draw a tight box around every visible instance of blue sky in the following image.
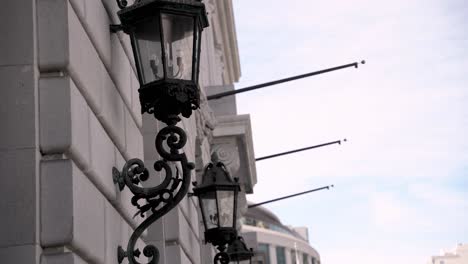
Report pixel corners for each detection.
[232,0,468,263]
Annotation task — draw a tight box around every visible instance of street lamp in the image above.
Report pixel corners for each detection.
[114,0,208,124]
[193,162,241,263]
[227,236,254,264]
[111,0,208,264]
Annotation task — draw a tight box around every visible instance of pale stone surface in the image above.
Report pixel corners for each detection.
[101,0,136,72]
[83,0,112,68]
[0,244,41,264]
[72,164,106,264]
[41,159,106,263]
[41,252,87,264]
[105,202,129,264]
[166,244,192,264]
[142,114,161,134]
[0,1,35,66]
[206,84,238,116]
[165,207,201,264]
[88,110,118,202]
[69,0,85,21]
[0,148,38,247]
[98,70,126,152]
[68,4,103,114]
[212,115,257,194]
[124,109,143,161]
[111,33,132,108]
[39,77,90,169]
[130,69,143,128]
[37,0,68,71]
[0,65,36,150]
[39,77,72,153]
[69,81,91,169]
[143,128,158,163]
[40,160,74,246]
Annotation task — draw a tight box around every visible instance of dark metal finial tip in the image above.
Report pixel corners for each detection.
[331,184,334,188]
[343,138,347,142]
[361,60,366,64]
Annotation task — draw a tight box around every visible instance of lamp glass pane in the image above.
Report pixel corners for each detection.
[217,190,234,228]
[161,13,194,80]
[200,191,218,229]
[134,18,164,84]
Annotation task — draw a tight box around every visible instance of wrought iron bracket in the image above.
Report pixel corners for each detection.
[112,123,195,264]
[115,0,128,9]
[112,167,126,191]
[214,250,230,264]
[110,24,124,33]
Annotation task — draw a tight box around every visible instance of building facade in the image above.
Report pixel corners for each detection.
[241,205,321,264]
[0,0,257,263]
[428,243,468,264]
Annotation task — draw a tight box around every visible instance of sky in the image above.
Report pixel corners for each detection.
[231,1,468,263]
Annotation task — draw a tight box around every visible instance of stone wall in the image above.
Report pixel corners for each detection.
[0,0,249,263]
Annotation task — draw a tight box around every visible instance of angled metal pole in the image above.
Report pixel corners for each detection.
[248,185,334,208]
[255,139,346,162]
[207,60,365,100]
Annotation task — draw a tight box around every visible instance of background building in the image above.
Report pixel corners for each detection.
[428,243,468,264]
[241,205,321,264]
[0,0,256,263]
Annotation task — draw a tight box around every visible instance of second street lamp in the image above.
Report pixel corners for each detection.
[193,162,241,263]
[111,0,210,263]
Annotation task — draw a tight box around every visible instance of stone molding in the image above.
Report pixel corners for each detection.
[211,114,257,194]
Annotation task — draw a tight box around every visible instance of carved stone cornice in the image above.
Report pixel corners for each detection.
[211,115,256,194]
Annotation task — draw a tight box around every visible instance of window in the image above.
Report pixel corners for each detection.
[258,243,270,264]
[303,253,309,264]
[276,246,286,264]
[440,261,444,264]
[291,250,297,264]
[312,257,316,264]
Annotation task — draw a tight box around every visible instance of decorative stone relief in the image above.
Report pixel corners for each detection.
[210,138,240,177]
[211,115,257,194]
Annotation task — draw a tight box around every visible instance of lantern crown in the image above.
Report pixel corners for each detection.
[117,0,209,30]
[194,162,240,191]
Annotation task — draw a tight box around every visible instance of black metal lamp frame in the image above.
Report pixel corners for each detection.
[227,236,254,264]
[111,0,209,263]
[192,162,241,264]
[113,0,208,124]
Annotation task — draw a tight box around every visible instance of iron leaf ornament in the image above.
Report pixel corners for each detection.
[113,124,195,264]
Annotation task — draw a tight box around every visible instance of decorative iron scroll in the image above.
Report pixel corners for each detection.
[214,251,230,264]
[116,0,128,9]
[113,124,195,264]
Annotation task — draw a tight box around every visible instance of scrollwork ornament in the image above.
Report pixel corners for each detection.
[115,0,128,9]
[113,124,195,264]
[139,81,200,125]
[214,251,230,264]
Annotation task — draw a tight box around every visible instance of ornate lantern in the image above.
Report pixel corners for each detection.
[115,0,208,124]
[227,236,254,264]
[111,1,208,264]
[193,162,241,249]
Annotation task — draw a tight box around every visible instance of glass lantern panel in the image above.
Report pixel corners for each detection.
[216,190,235,228]
[200,191,219,230]
[161,13,194,80]
[134,18,164,84]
